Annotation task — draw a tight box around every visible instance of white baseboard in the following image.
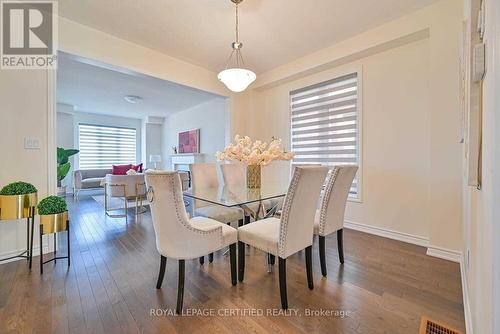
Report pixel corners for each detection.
[459,254,473,334]
[426,246,462,263]
[0,245,51,264]
[344,220,430,247]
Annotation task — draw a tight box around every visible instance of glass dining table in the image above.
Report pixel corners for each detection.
[183,181,289,225]
[184,181,289,272]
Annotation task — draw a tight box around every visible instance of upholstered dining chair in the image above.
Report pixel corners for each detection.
[190,163,243,264]
[314,165,358,277]
[237,166,329,309]
[145,171,238,314]
[104,174,147,221]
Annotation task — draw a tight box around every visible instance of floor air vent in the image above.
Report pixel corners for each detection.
[419,316,463,334]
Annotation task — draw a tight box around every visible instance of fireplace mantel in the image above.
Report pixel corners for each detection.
[171,153,205,171]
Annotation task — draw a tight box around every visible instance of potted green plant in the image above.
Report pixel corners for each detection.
[0,181,38,220]
[37,196,68,233]
[57,147,79,196]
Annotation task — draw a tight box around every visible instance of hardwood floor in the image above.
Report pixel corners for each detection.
[0,194,465,334]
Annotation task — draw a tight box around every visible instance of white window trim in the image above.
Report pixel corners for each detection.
[289,65,363,203]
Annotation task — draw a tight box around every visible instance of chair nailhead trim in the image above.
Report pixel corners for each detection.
[278,168,302,258]
[318,167,340,236]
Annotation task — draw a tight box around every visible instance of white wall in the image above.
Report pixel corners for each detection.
[143,122,163,169]
[162,98,229,169]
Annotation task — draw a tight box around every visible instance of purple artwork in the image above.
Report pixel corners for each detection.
[178,129,200,154]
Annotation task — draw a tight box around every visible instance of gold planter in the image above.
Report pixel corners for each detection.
[0,193,37,220]
[39,211,68,235]
[246,165,261,189]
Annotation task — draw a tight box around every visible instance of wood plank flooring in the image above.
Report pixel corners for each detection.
[0,194,465,333]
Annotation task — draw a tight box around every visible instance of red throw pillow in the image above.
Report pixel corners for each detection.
[112,164,132,175]
[131,163,143,173]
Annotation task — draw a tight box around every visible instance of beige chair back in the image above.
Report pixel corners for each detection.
[316,165,358,236]
[220,163,246,188]
[278,166,329,258]
[145,171,223,259]
[189,163,220,208]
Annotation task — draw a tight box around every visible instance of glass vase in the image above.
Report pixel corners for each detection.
[246,165,261,189]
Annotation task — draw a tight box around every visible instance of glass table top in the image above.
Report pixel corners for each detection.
[183,182,289,207]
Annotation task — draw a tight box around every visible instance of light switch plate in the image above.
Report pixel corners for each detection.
[24,137,41,149]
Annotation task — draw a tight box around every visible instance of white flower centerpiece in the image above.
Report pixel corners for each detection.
[216,135,293,188]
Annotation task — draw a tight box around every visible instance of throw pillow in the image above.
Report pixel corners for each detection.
[112,164,132,175]
[131,163,143,173]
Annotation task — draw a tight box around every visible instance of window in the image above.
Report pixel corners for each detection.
[78,124,137,170]
[290,72,361,199]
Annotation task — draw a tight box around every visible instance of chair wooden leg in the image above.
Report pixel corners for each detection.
[337,229,344,264]
[229,243,237,286]
[176,260,185,315]
[305,245,314,290]
[278,258,288,309]
[199,256,204,265]
[209,253,214,263]
[156,255,167,289]
[319,235,327,277]
[238,241,245,282]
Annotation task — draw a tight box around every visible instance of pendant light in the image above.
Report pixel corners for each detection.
[218,0,256,92]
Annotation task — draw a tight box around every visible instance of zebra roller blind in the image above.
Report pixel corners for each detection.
[290,72,360,198]
[78,124,137,170]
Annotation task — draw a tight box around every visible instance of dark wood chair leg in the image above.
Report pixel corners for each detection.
[209,253,214,263]
[319,235,327,277]
[238,241,245,282]
[156,255,167,289]
[278,257,288,309]
[229,243,237,286]
[305,245,314,290]
[337,229,344,264]
[176,260,185,314]
[199,256,204,265]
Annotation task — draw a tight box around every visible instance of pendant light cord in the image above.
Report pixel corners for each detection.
[235,3,239,43]
[223,1,246,70]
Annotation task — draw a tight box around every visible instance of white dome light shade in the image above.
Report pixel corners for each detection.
[218,68,256,93]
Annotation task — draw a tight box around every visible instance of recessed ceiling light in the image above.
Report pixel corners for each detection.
[124,95,142,104]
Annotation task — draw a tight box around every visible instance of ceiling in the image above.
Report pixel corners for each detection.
[57,53,224,118]
[59,0,439,74]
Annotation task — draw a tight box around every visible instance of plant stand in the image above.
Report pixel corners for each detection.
[0,193,37,268]
[39,211,70,274]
